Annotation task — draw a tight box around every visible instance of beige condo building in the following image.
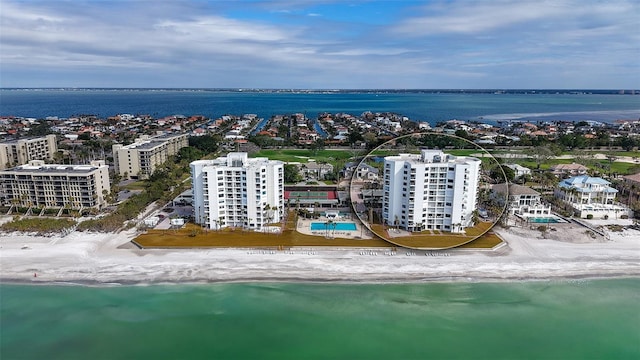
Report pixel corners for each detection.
[0,134,58,170]
[112,133,188,179]
[0,160,111,211]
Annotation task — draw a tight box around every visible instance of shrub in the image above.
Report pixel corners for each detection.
[586,214,594,219]
[603,214,609,220]
[0,218,77,234]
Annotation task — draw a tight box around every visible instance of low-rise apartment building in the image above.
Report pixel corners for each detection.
[0,134,58,170]
[0,160,110,210]
[191,152,284,231]
[112,133,188,179]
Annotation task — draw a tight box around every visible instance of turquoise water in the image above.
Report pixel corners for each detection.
[528,217,564,223]
[2,279,639,359]
[311,222,357,231]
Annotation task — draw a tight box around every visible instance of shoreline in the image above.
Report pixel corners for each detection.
[1,220,639,288]
[3,273,640,288]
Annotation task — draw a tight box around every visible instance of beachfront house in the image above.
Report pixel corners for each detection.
[491,183,551,217]
[555,175,631,219]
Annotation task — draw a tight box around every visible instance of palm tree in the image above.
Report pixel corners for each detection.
[471,209,480,225]
[324,219,333,239]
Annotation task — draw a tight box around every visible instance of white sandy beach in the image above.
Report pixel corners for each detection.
[1,216,639,285]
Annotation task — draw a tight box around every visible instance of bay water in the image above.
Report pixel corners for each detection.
[1,279,639,359]
[1,89,638,125]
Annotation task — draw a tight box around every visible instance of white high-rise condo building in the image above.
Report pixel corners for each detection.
[383,149,481,233]
[191,152,284,230]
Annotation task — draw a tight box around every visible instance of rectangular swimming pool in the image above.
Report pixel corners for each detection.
[527,217,564,223]
[310,222,357,231]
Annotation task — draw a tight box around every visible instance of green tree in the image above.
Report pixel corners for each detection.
[455,129,471,140]
[525,146,554,169]
[490,165,515,183]
[177,146,204,163]
[348,131,364,147]
[189,135,220,154]
[26,121,53,136]
[78,132,91,141]
[284,164,302,183]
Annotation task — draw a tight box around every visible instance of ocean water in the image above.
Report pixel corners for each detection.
[1,89,638,125]
[1,91,639,358]
[1,279,639,359]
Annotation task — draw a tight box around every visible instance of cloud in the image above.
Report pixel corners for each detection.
[0,0,638,88]
[392,0,637,36]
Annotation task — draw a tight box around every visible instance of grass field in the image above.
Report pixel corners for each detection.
[369,221,499,250]
[252,149,359,163]
[513,158,640,175]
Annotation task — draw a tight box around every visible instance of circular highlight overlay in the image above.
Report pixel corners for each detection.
[349,132,508,250]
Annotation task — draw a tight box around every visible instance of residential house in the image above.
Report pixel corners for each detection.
[550,163,588,177]
[299,161,334,181]
[504,164,532,178]
[555,175,631,219]
[491,183,551,217]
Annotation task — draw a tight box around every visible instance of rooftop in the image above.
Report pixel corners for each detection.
[1,163,103,174]
[492,183,540,196]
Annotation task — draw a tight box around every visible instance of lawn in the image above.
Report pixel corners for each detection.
[252,149,359,163]
[134,223,392,248]
[594,160,640,175]
[369,221,500,249]
[134,212,503,250]
[512,158,639,175]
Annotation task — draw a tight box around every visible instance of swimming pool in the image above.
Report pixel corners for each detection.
[310,222,357,231]
[527,217,564,223]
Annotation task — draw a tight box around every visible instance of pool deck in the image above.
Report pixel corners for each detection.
[296,216,374,240]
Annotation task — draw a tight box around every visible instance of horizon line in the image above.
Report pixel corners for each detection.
[1,87,638,92]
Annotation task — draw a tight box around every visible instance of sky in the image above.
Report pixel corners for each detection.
[1,0,639,89]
